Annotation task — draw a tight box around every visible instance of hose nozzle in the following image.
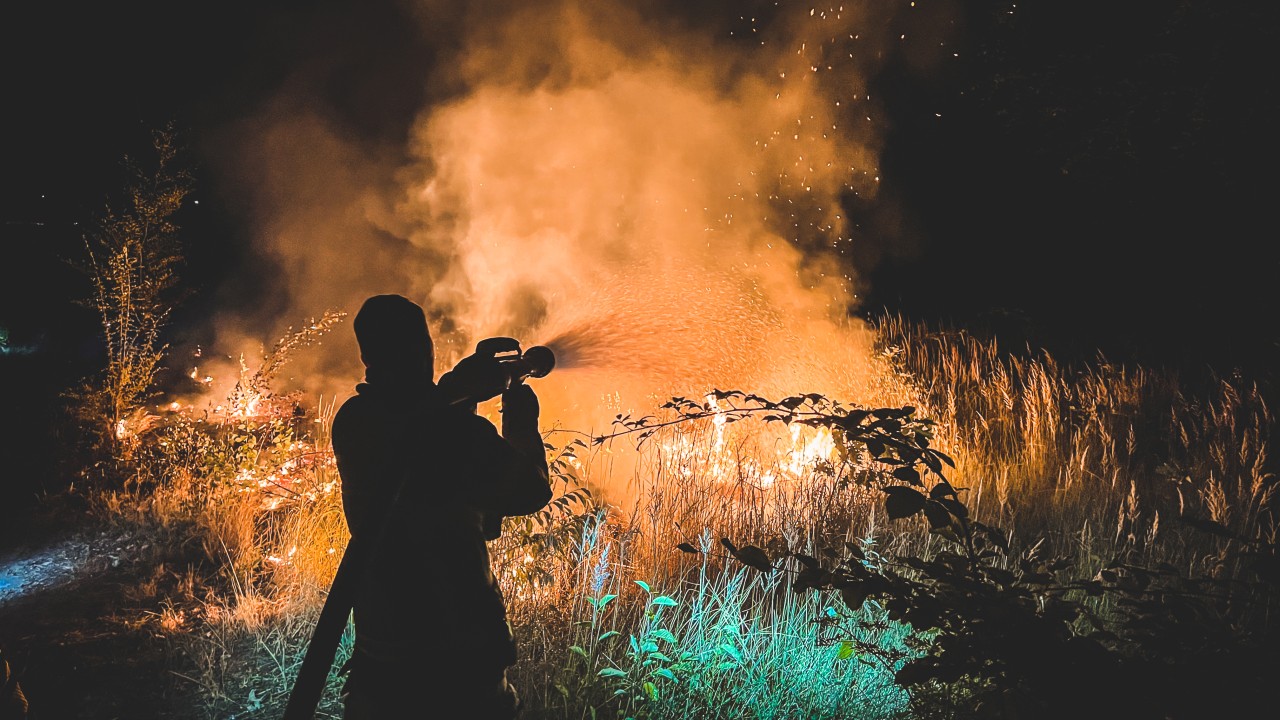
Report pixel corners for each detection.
[474,336,556,384]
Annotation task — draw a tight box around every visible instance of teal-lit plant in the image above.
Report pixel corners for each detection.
[593,580,684,718]
[603,389,1280,719]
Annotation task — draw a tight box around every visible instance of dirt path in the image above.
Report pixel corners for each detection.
[0,500,201,720]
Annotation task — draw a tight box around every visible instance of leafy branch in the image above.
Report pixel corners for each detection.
[69,123,193,464]
[227,310,347,417]
[594,389,954,480]
[609,388,1279,719]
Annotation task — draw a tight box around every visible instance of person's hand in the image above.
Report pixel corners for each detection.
[438,352,508,406]
[500,382,540,425]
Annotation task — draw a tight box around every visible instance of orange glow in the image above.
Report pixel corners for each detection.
[190,1,918,511]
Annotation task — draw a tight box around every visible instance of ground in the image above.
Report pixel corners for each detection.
[0,497,201,720]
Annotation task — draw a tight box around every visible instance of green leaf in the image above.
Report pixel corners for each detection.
[654,668,677,682]
[652,595,679,607]
[790,552,820,568]
[731,545,774,572]
[643,681,658,701]
[718,643,743,662]
[934,449,956,468]
[841,584,870,610]
[844,542,866,561]
[589,593,618,609]
[882,486,927,520]
[599,668,628,678]
[598,630,621,642]
[652,629,677,644]
[982,525,1010,554]
[648,652,672,662]
[840,409,870,428]
[570,645,589,658]
[939,497,968,518]
[836,641,856,660]
[921,451,942,473]
[634,579,652,593]
[923,499,952,530]
[892,466,922,486]
[793,564,827,591]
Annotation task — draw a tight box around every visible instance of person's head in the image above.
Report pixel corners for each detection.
[352,294,433,384]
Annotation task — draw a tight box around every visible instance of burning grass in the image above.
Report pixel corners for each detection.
[73,312,1276,719]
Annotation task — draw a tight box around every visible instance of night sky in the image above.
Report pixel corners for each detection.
[3,0,1279,504]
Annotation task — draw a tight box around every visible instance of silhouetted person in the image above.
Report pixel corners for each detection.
[0,646,29,720]
[331,294,551,719]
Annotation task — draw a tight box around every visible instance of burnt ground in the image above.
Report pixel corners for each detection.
[0,496,207,720]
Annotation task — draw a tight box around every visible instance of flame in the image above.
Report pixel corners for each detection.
[227,437,339,511]
[652,396,839,493]
[114,408,162,444]
[190,1,933,509]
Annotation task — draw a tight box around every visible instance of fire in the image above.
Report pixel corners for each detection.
[189,1,914,512]
[267,546,299,566]
[652,395,840,493]
[114,407,162,444]
[779,424,837,484]
[228,437,339,510]
[157,349,342,512]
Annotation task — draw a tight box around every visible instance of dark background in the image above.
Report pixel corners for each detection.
[3,0,1279,512]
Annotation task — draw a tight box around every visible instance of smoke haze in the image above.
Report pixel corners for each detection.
[193,0,937,501]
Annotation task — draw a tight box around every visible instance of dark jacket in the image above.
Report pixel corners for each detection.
[331,379,551,673]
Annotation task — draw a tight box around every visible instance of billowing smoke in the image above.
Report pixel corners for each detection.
[194,0,927,503]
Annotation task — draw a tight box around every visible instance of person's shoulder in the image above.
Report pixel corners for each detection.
[333,392,367,415]
[332,390,377,428]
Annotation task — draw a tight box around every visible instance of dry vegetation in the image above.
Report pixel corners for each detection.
[42,129,1276,719]
[60,308,1276,720]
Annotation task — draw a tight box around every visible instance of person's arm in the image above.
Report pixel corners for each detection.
[498,382,552,514]
[500,383,548,463]
[457,384,551,518]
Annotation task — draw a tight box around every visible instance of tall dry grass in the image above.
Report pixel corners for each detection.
[90,312,1274,718]
[874,314,1273,576]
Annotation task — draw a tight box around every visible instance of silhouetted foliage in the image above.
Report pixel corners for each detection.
[67,123,193,481]
[604,390,1280,720]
